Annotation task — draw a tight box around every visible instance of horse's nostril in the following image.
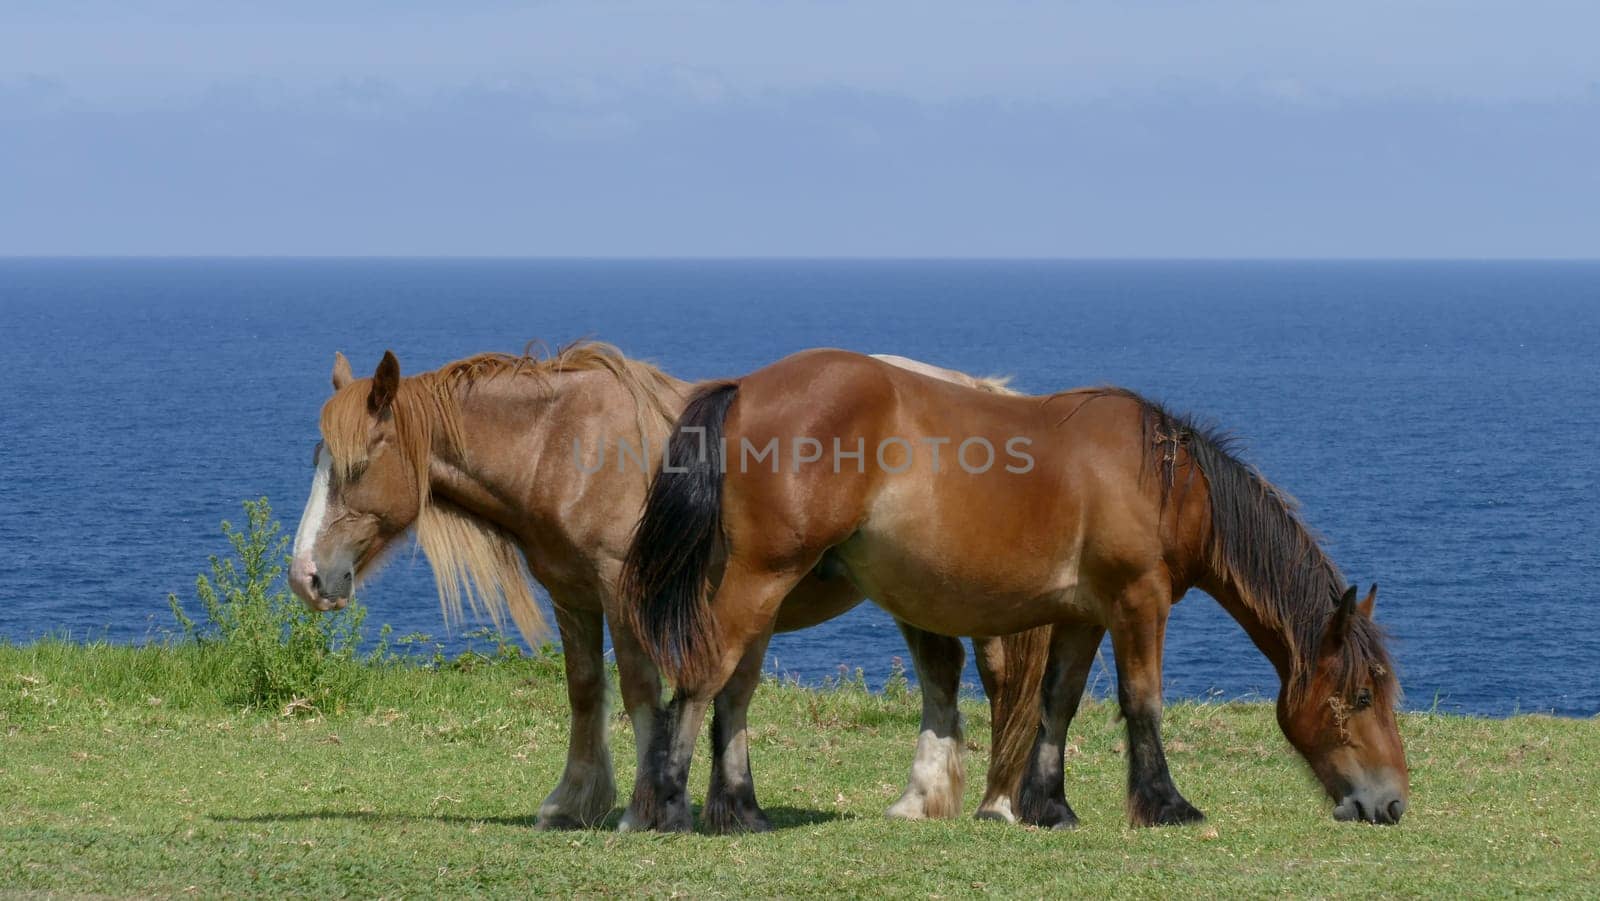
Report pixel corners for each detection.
[309,572,322,593]
[1387,799,1406,823]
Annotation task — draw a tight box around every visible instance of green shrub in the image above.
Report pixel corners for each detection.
[168,497,384,711]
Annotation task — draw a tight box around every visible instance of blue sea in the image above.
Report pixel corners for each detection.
[2,259,1596,716]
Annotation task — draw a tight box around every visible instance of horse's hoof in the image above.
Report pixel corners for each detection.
[659,803,695,833]
[1018,797,1079,830]
[1050,818,1080,831]
[885,795,928,820]
[1043,807,1081,830]
[1157,800,1206,826]
[618,791,659,833]
[618,802,677,833]
[534,813,588,831]
[735,811,774,834]
[973,797,1017,824]
[1134,794,1206,827]
[706,802,773,834]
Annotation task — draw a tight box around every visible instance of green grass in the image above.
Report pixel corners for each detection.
[1,641,1595,897]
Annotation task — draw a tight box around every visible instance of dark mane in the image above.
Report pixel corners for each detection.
[1080,388,1397,706]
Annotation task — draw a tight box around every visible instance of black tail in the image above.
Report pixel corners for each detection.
[619,381,740,684]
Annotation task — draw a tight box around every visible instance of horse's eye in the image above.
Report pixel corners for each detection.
[1354,688,1373,710]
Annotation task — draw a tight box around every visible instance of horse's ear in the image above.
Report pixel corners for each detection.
[1324,585,1359,649]
[368,350,400,414]
[332,352,354,391]
[1358,583,1377,619]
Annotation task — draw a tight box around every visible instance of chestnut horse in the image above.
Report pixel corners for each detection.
[287,342,1050,831]
[621,349,1409,832]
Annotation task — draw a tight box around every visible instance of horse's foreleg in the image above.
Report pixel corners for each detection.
[536,602,616,829]
[1016,622,1104,829]
[886,622,966,820]
[612,612,666,833]
[1110,584,1204,827]
[647,564,801,833]
[703,629,776,834]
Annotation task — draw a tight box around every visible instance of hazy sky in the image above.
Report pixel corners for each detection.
[3,2,1597,256]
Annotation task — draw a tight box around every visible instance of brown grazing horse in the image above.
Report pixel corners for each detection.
[286,342,1050,832]
[621,349,1409,832]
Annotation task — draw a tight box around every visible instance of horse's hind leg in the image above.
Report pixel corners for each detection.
[704,629,776,833]
[612,608,665,833]
[886,622,966,820]
[973,629,1053,823]
[646,564,804,832]
[536,601,617,829]
[1110,575,1204,826]
[1016,622,1104,829]
[973,636,1014,821]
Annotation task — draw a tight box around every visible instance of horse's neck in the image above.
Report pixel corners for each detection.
[424,368,686,531]
[1199,573,1295,687]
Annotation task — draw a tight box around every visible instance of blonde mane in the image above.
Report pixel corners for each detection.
[972,374,1020,395]
[431,340,683,447]
[318,340,683,645]
[869,353,1021,397]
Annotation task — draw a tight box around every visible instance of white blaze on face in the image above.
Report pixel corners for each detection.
[293,446,333,567]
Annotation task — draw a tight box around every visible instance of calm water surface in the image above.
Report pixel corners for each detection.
[2,259,1596,716]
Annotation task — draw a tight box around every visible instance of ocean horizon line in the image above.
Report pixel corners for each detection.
[4,254,1600,264]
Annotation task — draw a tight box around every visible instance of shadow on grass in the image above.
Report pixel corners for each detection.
[209,805,846,833]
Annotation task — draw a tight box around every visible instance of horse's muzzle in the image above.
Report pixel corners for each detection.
[289,557,351,611]
[310,594,351,612]
[1333,794,1407,825]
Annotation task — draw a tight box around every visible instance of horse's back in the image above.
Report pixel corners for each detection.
[719,350,1164,634]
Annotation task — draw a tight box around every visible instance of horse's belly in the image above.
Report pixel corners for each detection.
[772,571,865,632]
[833,520,1094,637]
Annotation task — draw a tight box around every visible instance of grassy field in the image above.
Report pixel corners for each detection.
[1,640,1595,898]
